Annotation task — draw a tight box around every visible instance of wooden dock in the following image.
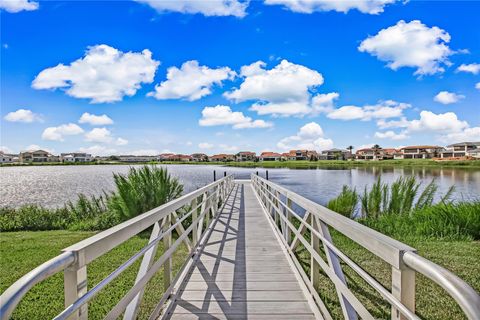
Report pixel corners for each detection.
[164,181,317,319]
[3,174,479,320]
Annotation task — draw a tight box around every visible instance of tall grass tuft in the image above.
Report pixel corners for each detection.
[359,176,454,218]
[327,186,358,217]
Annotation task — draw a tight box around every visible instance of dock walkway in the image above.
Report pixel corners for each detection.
[164,181,316,319]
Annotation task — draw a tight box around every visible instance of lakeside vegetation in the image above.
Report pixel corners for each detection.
[2,158,480,168]
[1,166,479,318]
[0,166,183,232]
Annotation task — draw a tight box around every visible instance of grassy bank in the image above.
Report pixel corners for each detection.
[0,231,189,319]
[1,231,478,319]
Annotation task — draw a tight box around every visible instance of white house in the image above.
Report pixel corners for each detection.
[60,152,93,163]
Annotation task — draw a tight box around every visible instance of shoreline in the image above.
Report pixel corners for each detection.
[1,159,480,169]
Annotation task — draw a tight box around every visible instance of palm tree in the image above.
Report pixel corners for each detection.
[372,144,382,160]
[347,145,354,160]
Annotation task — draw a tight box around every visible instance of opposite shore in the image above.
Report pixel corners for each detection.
[2,159,480,168]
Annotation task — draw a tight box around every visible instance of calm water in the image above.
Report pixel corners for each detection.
[0,164,479,208]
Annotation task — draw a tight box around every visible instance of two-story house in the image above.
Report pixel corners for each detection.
[394,146,444,159]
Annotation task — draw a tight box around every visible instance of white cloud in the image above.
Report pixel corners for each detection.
[358,20,454,76]
[78,112,114,125]
[311,92,339,114]
[277,122,333,151]
[0,0,38,12]
[377,117,410,129]
[4,108,42,123]
[225,59,324,117]
[129,149,160,156]
[264,0,398,14]
[456,63,480,75]
[25,144,54,153]
[148,60,235,101]
[84,127,113,143]
[327,100,410,121]
[79,145,117,156]
[198,142,214,149]
[442,127,480,143]
[0,146,13,153]
[355,144,374,151]
[475,82,480,90]
[32,44,159,103]
[42,123,84,141]
[199,105,273,129]
[408,111,468,133]
[135,0,248,17]
[115,137,128,146]
[434,91,465,105]
[374,130,408,140]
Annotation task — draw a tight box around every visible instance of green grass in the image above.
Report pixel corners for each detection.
[1,231,478,319]
[0,231,189,320]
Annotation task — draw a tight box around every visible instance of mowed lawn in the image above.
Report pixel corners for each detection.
[1,231,479,319]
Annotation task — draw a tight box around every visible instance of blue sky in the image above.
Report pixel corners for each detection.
[1,0,479,156]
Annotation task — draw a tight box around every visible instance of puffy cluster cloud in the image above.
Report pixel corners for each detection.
[277,122,333,151]
[79,112,113,125]
[327,100,410,121]
[42,123,84,141]
[32,44,159,103]
[4,109,42,123]
[0,0,38,12]
[149,60,235,101]
[264,0,398,14]
[359,20,454,76]
[225,60,332,117]
[84,127,113,143]
[79,145,117,156]
[199,105,273,129]
[456,63,480,75]
[433,91,464,105]
[135,0,248,17]
[374,130,408,140]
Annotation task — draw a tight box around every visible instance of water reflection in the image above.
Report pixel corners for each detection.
[0,164,478,208]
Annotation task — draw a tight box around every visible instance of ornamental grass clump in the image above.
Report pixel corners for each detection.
[327,186,358,218]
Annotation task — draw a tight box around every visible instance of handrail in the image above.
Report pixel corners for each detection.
[250,174,480,320]
[0,252,75,320]
[0,174,234,320]
[403,252,480,319]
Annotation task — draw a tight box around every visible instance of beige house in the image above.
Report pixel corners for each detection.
[260,152,282,161]
[440,142,480,159]
[191,153,209,162]
[209,154,235,162]
[235,151,256,162]
[61,152,92,162]
[19,150,59,163]
[394,146,444,159]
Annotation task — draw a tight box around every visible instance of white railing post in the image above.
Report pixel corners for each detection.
[64,252,87,320]
[163,214,172,290]
[123,221,162,320]
[285,197,292,244]
[310,213,321,293]
[191,197,198,245]
[391,261,415,320]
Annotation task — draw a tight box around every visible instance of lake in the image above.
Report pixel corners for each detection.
[0,164,479,208]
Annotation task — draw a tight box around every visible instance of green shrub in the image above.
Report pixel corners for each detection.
[327,186,358,217]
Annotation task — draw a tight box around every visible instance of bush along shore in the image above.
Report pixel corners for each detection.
[327,176,480,241]
[0,165,183,232]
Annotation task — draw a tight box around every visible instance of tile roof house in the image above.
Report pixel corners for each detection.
[260,152,282,161]
[394,146,444,159]
[439,142,480,159]
[235,151,256,162]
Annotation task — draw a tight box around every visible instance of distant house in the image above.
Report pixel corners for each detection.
[60,152,92,163]
[19,150,59,163]
[394,146,444,159]
[281,151,296,161]
[191,153,209,162]
[260,152,282,161]
[209,154,235,162]
[0,152,16,163]
[320,148,349,160]
[118,155,158,162]
[159,153,176,161]
[235,151,256,162]
[440,142,480,159]
[292,150,308,160]
[178,154,192,162]
[356,148,395,160]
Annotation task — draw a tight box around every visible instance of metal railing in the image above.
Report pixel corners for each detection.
[251,174,480,320]
[0,175,234,320]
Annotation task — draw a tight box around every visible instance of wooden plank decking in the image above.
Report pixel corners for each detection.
[164,181,317,320]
